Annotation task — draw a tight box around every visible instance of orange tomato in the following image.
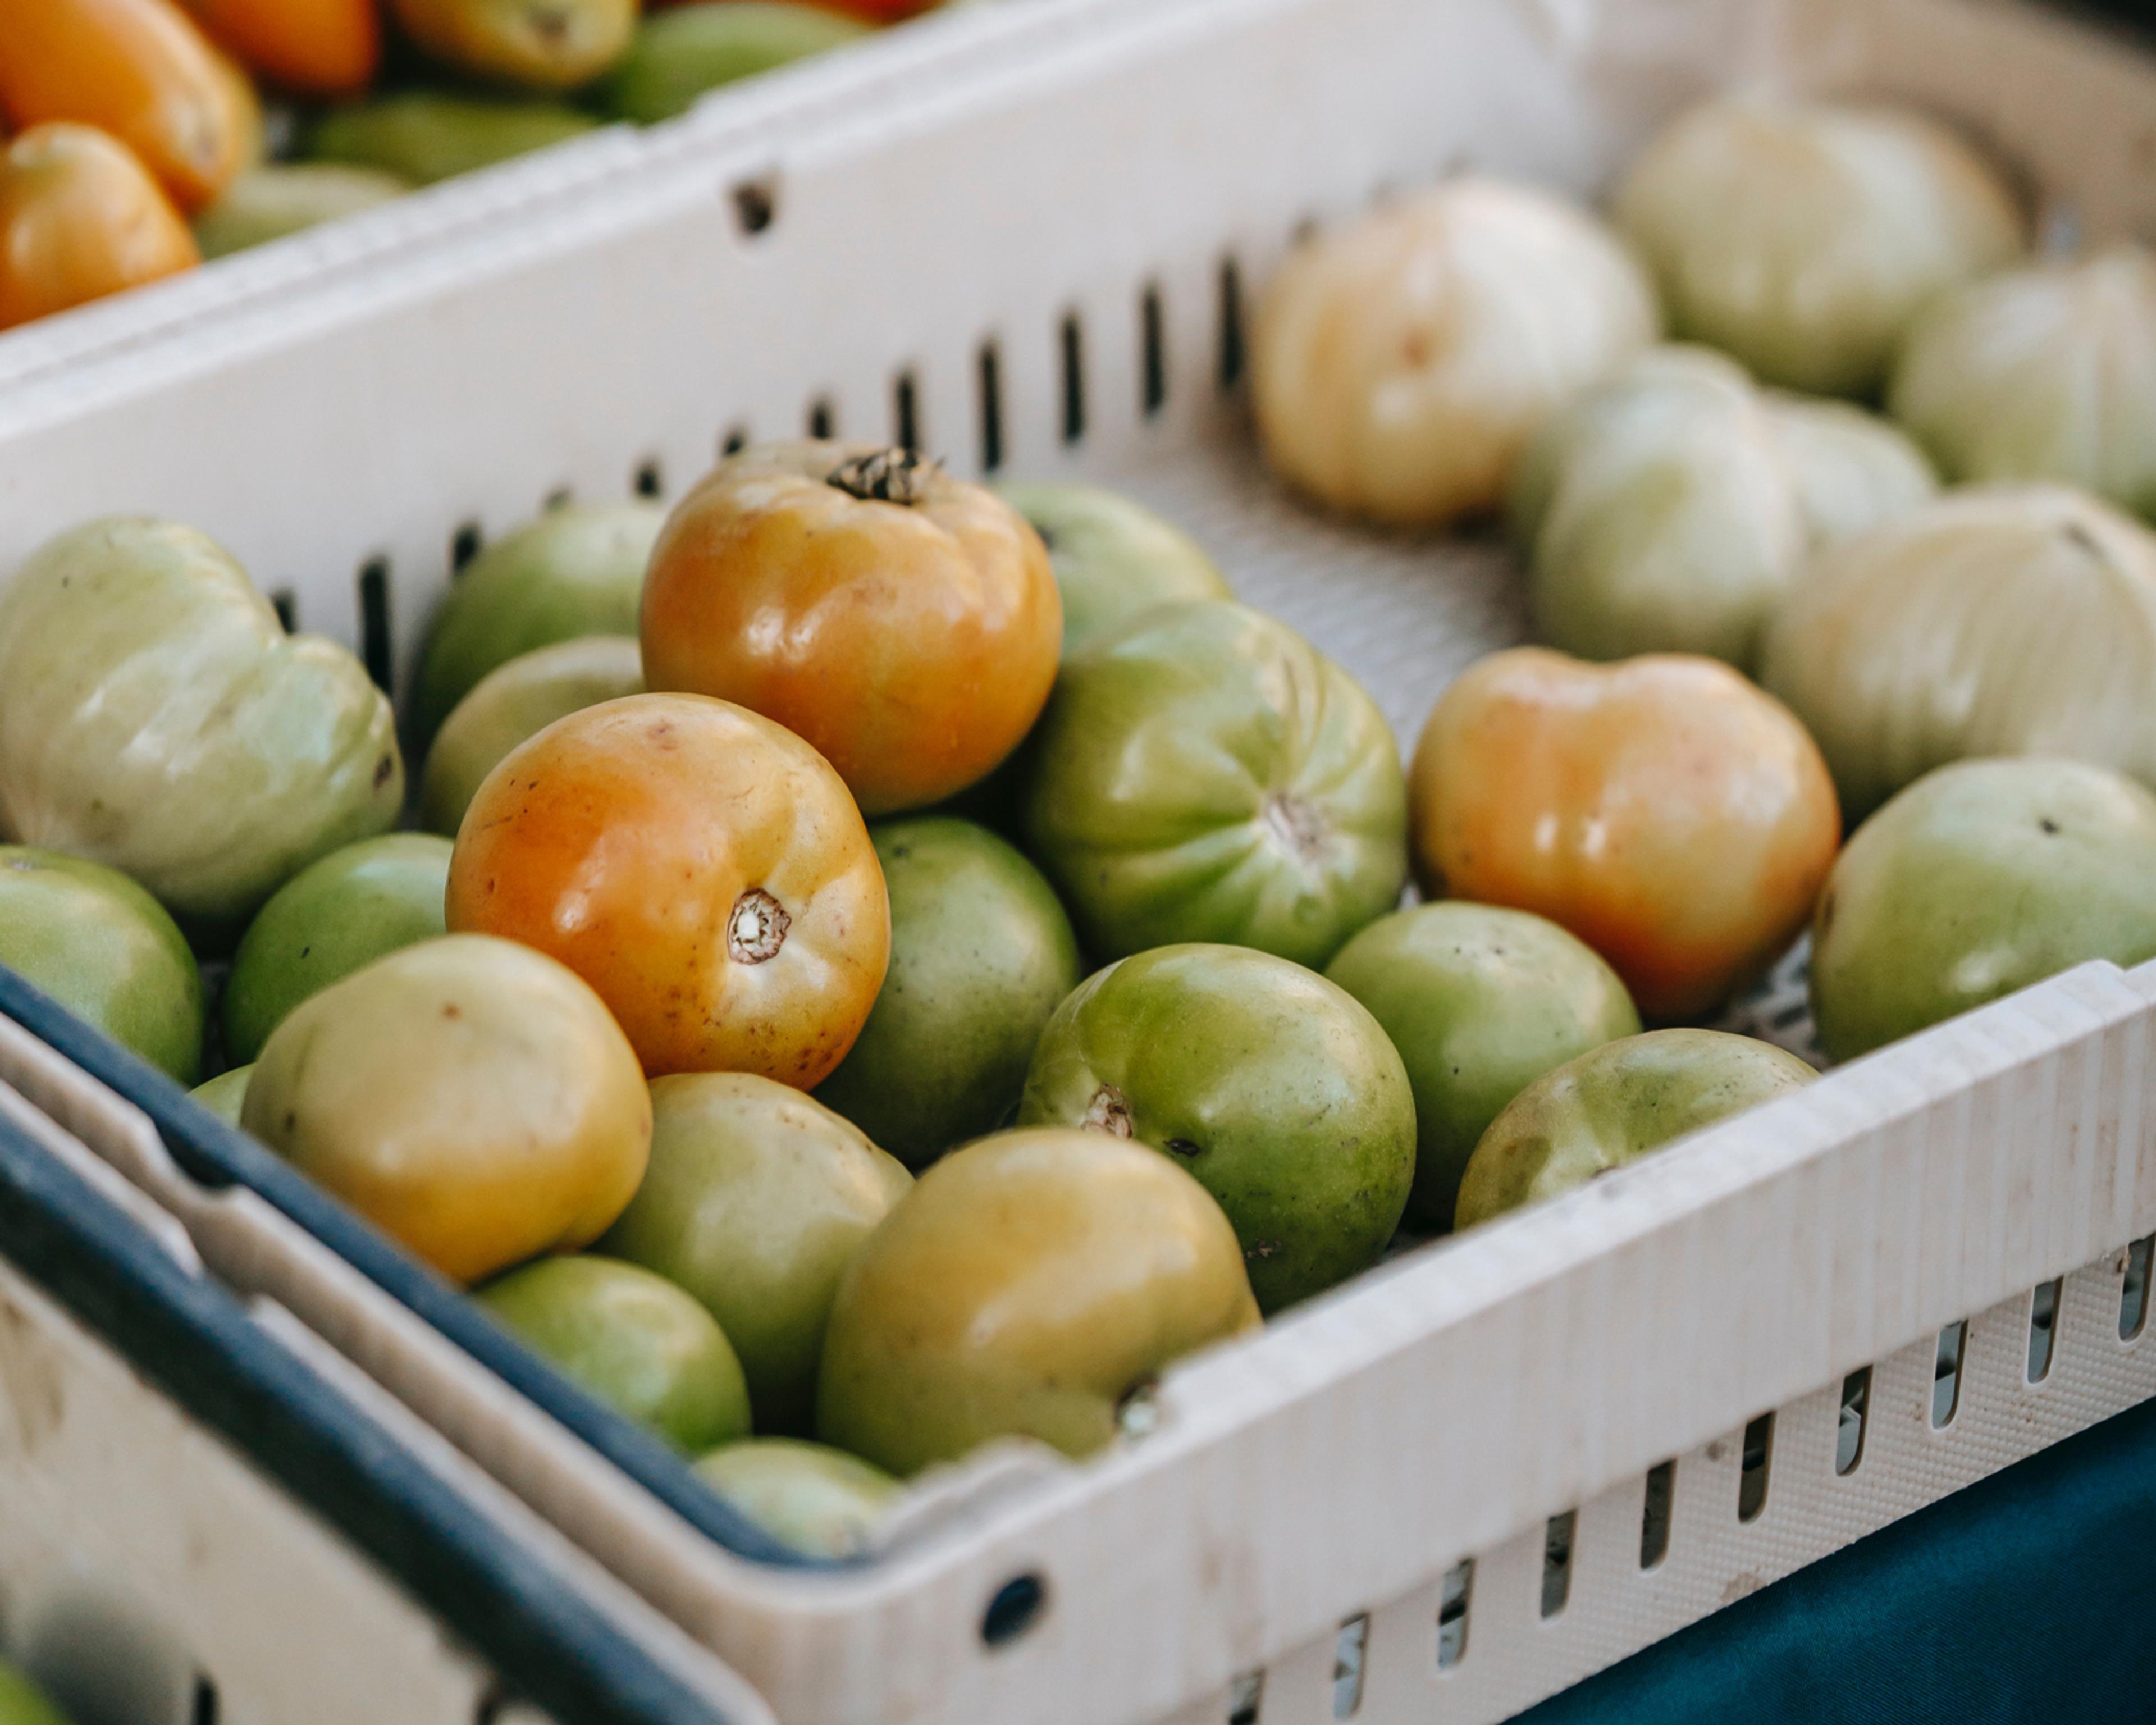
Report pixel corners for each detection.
[642,442,1062,816]
[0,125,198,330]
[1409,648,1839,1020]
[0,0,248,212]
[181,0,379,98]
[207,43,263,168]
[445,693,891,1087]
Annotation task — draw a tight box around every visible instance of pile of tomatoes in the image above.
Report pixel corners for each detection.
[7,85,2156,1556]
[0,0,939,333]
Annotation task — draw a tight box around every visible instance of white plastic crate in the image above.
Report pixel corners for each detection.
[4,0,2156,1722]
[0,1056,774,1725]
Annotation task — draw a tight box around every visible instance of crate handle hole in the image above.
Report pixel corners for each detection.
[1638,1459,1674,1569]
[732,176,779,236]
[634,458,665,499]
[1837,1366,1872,1475]
[978,340,1005,474]
[1436,1556,1473,1669]
[806,398,836,441]
[980,1573,1045,1648]
[893,371,920,453]
[1737,1412,1774,1521]
[357,558,394,692]
[2028,1279,2062,1382]
[1538,1511,1575,1618]
[721,425,750,458]
[450,521,483,572]
[269,588,298,633]
[1060,311,1087,445]
[190,1676,218,1725]
[2121,1236,2152,1340]
[1218,255,1246,392]
[1932,1320,1968,1427]
[1227,1669,1264,1724]
[543,485,573,512]
[1332,1614,1368,1718]
[1140,282,1167,419]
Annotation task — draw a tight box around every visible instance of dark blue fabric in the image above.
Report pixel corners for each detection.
[1518,1393,2156,1722]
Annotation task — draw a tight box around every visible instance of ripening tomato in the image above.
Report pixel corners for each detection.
[0,0,249,212]
[0,125,198,328]
[641,442,1061,816]
[1409,648,1839,1020]
[181,0,380,97]
[445,693,890,1087]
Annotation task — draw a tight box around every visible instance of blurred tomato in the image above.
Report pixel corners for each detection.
[642,442,1061,815]
[0,0,249,212]
[1409,647,1839,1020]
[181,0,379,97]
[0,125,198,328]
[445,693,890,1087]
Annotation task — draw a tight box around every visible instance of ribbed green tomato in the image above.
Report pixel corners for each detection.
[1811,758,2156,1060]
[0,847,202,1083]
[475,1256,750,1453]
[1022,599,1407,970]
[815,818,1081,1167]
[0,519,400,934]
[1019,943,1415,1311]
[1456,1029,1816,1229]
[222,833,453,1064]
[0,1659,70,1725]
[1326,902,1639,1232]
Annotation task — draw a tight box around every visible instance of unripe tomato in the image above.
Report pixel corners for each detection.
[0,0,249,212]
[445,693,889,1086]
[0,125,197,329]
[642,442,1061,815]
[180,0,379,97]
[1410,649,1839,1021]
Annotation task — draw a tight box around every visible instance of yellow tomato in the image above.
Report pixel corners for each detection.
[0,125,198,330]
[1409,648,1839,1020]
[641,442,1061,815]
[243,935,652,1286]
[388,0,636,92]
[445,693,889,1086]
[0,0,249,213]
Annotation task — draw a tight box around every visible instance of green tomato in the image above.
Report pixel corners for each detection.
[476,1256,750,1453]
[0,848,202,1083]
[190,1064,254,1126]
[193,163,410,260]
[0,519,401,934]
[599,1073,912,1434]
[993,482,1231,654]
[222,834,453,1065]
[600,3,873,125]
[308,93,600,187]
[419,637,643,836]
[1018,943,1415,1311]
[412,503,662,741]
[816,1126,1258,1473]
[1456,1029,1816,1229]
[1326,902,1639,1232]
[815,818,1081,1167]
[692,1438,899,1559]
[1812,758,2156,1061]
[0,1660,70,1725]
[1022,599,1408,971]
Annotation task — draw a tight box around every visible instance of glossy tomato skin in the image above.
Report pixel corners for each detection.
[641,442,1061,816]
[445,692,889,1085]
[1023,599,1408,971]
[1410,648,1839,1021]
[1455,1028,1816,1229]
[0,124,197,329]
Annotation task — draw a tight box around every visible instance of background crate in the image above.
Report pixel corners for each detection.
[0,1064,773,1725]
[6,1,2156,1723]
